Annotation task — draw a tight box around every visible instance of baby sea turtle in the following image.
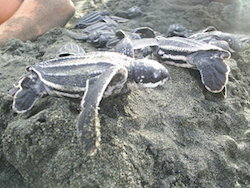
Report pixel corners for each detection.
[74,11,128,29]
[66,11,129,48]
[154,36,231,94]
[125,34,231,93]
[65,29,116,48]
[166,24,250,52]
[189,28,250,52]
[10,47,170,156]
[115,6,142,19]
[74,11,109,29]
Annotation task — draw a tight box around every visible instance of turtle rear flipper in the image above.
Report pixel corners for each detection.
[77,66,128,156]
[13,76,46,113]
[191,51,230,93]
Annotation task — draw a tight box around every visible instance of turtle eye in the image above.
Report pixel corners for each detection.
[241,38,250,44]
[153,70,161,79]
[26,66,31,71]
[226,38,233,45]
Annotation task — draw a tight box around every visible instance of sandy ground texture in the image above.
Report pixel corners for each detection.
[0,0,250,187]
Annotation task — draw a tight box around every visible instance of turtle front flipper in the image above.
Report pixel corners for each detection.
[114,30,135,57]
[77,66,128,156]
[190,51,230,93]
[13,75,46,113]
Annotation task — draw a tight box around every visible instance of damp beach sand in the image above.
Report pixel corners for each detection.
[0,0,250,187]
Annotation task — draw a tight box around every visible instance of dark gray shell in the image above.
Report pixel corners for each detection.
[156,36,228,54]
[74,11,110,29]
[155,36,230,67]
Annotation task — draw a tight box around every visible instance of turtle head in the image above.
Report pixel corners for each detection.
[130,59,170,88]
[219,33,250,51]
[234,35,250,51]
[166,24,192,38]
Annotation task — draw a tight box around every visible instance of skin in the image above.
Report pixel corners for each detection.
[0,0,75,46]
[0,0,22,24]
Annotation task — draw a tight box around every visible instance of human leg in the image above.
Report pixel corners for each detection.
[0,0,75,46]
[0,0,23,24]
